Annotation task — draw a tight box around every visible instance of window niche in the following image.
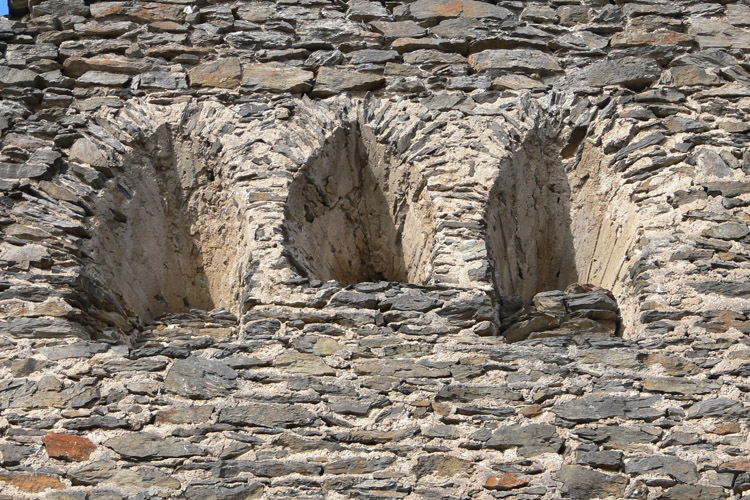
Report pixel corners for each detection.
[283,121,433,286]
[81,122,243,324]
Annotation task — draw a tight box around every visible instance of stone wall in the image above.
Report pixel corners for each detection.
[1,0,750,498]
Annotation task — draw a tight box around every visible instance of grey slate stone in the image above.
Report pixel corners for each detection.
[578,56,662,89]
[659,484,726,500]
[68,461,181,489]
[164,357,238,399]
[702,222,749,240]
[243,319,281,337]
[106,432,205,460]
[137,71,188,90]
[218,403,316,428]
[556,465,628,500]
[690,281,750,297]
[625,455,698,483]
[220,460,322,477]
[312,67,385,97]
[475,423,564,456]
[381,292,440,312]
[32,0,89,17]
[77,71,131,87]
[183,482,264,500]
[330,291,379,309]
[565,292,618,312]
[0,64,37,87]
[39,342,109,360]
[437,384,522,402]
[0,162,50,180]
[469,49,562,74]
[686,398,745,418]
[575,449,623,470]
[553,394,627,423]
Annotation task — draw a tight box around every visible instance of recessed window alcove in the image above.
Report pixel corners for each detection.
[81,117,247,325]
[487,135,578,303]
[486,131,637,326]
[283,121,433,285]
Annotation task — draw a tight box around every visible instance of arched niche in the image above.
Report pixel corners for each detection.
[78,106,250,325]
[486,128,638,319]
[283,119,434,285]
[487,134,578,302]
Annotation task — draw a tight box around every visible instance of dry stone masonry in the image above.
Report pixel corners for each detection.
[0,0,749,498]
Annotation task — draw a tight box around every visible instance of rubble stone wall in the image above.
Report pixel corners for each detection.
[1,0,750,499]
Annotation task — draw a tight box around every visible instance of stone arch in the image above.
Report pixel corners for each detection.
[282,113,435,285]
[75,102,253,327]
[483,95,641,332]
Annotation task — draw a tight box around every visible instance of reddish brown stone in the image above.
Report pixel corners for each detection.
[612,30,693,48]
[44,432,97,461]
[719,459,750,473]
[189,58,241,89]
[0,472,65,493]
[714,422,741,435]
[485,473,529,490]
[519,404,543,417]
[242,63,314,93]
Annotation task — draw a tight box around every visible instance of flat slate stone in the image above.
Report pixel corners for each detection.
[242,63,314,93]
[39,342,109,361]
[273,352,335,376]
[63,55,152,78]
[624,455,698,483]
[68,461,181,489]
[312,67,385,97]
[689,19,750,50]
[137,71,187,90]
[413,454,472,477]
[0,67,39,88]
[554,394,662,424]
[183,483,264,499]
[189,58,241,88]
[370,20,426,39]
[330,291,379,309]
[106,432,204,460]
[348,0,388,21]
[702,222,750,240]
[660,484,726,500]
[381,292,440,312]
[218,403,316,428]
[478,423,564,456]
[686,398,745,418]
[403,0,511,21]
[469,49,562,74]
[578,56,662,89]
[220,460,322,477]
[556,465,628,500]
[690,281,750,298]
[76,71,130,87]
[0,162,50,180]
[164,356,238,399]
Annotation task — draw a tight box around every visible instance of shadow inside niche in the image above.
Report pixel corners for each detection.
[486,133,579,311]
[81,126,217,323]
[283,122,409,285]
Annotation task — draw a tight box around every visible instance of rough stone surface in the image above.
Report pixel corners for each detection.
[0,1,749,499]
[43,432,96,461]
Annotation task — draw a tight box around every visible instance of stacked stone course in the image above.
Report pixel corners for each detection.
[0,0,750,498]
